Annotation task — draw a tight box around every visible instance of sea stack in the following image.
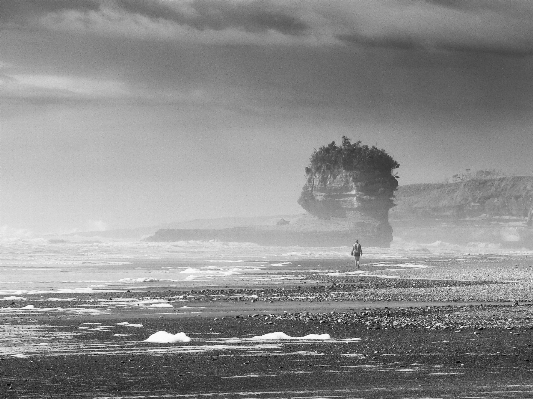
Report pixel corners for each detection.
[298,136,399,246]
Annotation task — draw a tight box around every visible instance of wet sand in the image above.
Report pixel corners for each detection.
[3,255,533,398]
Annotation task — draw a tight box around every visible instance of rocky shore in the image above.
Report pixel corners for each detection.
[3,255,533,397]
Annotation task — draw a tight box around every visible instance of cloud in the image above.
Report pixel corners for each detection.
[0,0,100,25]
[328,0,533,56]
[37,7,313,45]
[8,74,127,96]
[3,1,533,54]
[116,0,309,35]
[3,0,317,45]
[0,66,210,104]
[0,71,132,102]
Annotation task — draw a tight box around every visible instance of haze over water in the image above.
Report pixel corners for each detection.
[1,237,531,296]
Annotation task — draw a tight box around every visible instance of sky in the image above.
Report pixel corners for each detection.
[1,0,533,236]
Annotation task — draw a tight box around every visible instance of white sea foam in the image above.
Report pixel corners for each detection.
[0,288,101,296]
[148,303,173,308]
[382,263,430,269]
[251,332,331,340]
[133,299,173,308]
[116,322,143,328]
[1,296,26,301]
[45,297,76,301]
[144,331,191,343]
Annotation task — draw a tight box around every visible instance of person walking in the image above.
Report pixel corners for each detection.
[351,240,362,269]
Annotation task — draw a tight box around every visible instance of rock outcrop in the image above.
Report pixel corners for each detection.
[144,176,533,248]
[146,137,400,248]
[297,138,399,246]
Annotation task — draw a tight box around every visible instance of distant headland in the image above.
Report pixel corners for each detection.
[149,137,402,247]
[146,165,533,248]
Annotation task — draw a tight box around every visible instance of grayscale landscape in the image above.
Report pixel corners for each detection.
[2,1,533,398]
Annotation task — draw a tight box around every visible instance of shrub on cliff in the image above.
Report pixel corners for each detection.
[307,136,399,185]
[298,137,400,221]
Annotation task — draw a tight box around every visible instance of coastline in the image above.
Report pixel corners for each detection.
[2,253,533,397]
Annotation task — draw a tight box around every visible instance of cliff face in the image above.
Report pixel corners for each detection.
[392,176,533,220]
[390,176,533,247]
[298,169,399,246]
[145,176,533,248]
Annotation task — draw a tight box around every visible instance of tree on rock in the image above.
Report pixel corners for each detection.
[298,137,400,246]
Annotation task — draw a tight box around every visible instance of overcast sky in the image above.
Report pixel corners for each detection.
[2,0,533,235]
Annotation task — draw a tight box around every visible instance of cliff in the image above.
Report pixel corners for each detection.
[146,137,400,248]
[297,137,399,246]
[392,176,533,220]
[298,169,398,245]
[390,176,533,247]
[145,176,533,248]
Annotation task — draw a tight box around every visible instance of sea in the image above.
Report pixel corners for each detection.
[2,237,533,398]
[1,236,530,296]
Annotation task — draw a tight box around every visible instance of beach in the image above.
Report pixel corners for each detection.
[2,240,533,398]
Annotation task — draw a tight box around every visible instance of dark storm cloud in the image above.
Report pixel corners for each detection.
[0,0,308,37]
[338,32,533,57]
[2,1,533,55]
[437,42,533,58]
[422,0,471,10]
[423,0,533,15]
[329,1,533,57]
[115,0,308,35]
[0,0,100,23]
[336,33,421,51]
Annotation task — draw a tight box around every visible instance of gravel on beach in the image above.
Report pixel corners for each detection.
[3,255,533,398]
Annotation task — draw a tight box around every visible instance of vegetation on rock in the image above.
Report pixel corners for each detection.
[299,137,399,216]
[305,136,399,185]
[297,137,399,246]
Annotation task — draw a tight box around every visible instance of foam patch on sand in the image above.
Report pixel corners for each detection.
[1,296,26,301]
[0,306,106,315]
[45,297,76,301]
[325,271,400,279]
[390,263,430,269]
[251,332,331,340]
[148,303,173,308]
[0,288,103,296]
[131,299,174,308]
[270,262,292,266]
[145,331,191,343]
[119,277,162,283]
[116,322,143,328]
